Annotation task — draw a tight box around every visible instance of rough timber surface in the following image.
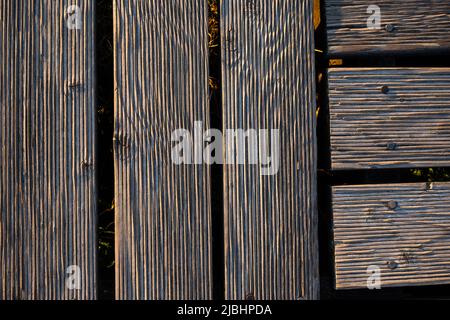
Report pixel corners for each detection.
[333,182,450,290]
[0,0,97,299]
[326,0,450,55]
[221,0,319,300]
[329,68,450,170]
[114,0,212,299]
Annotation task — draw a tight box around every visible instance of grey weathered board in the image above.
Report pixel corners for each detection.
[333,183,450,290]
[221,0,319,299]
[0,1,97,299]
[114,0,212,299]
[326,0,450,55]
[329,68,450,170]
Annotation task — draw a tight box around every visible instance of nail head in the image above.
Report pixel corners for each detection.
[385,24,395,32]
[381,85,390,94]
[387,142,398,150]
[387,260,398,270]
[387,200,398,210]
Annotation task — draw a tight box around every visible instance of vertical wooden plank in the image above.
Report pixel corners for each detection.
[0,0,97,299]
[114,0,212,299]
[221,0,319,299]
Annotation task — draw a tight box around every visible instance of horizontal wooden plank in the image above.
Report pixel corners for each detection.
[222,0,319,300]
[326,0,450,55]
[329,68,450,170]
[333,182,450,290]
[114,0,212,299]
[0,0,97,299]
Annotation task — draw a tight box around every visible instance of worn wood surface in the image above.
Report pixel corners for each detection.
[333,183,450,290]
[221,0,319,300]
[326,0,450,55]
[329,68,450,170]
[0,0,97,299]
[114,0,212,299]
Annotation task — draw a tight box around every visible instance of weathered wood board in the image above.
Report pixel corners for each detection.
[326,0,450,55]
[114,0,212,299]
[221,0,319,299]
[0,1,97,299]
[333,183,450,290]
[329,68,450,170]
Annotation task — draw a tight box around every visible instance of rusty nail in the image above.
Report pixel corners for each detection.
[387,200,398,210]
[381,85,390,94]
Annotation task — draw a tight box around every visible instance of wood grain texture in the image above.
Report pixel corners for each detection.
[221,0,319,300]
[333,182,450,290]
[326,0,450,55]
[114,0,212,300]
[0,0,97,299]
[329,68,450,170]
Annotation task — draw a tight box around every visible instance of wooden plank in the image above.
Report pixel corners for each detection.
[329,68,450,170]
[325,0,450,55]
[114,0,212,299]
[221,0,319,300]
[0,0,97,299]
[333,182,450,290]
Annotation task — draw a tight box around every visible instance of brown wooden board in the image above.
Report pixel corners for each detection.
[114,0,212,299]
[0,0,97,299]
[333,182,450,290]
[221,0,320,300]
[325,0,450,55]
[329,68,450,170]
